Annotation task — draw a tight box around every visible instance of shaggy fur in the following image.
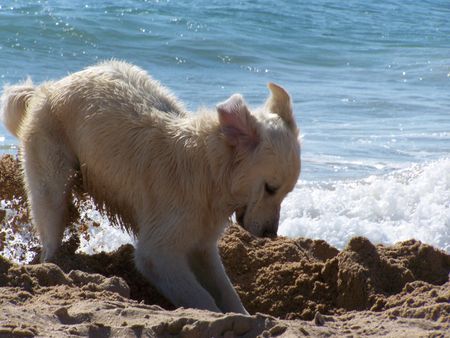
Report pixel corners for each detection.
[1,61,300,314]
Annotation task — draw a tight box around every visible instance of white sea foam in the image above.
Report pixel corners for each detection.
[76,201,135,255]
[0,199,37,263]
[0,198,135,263]
[279,157,450,252]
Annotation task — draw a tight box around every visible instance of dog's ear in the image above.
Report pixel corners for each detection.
[217,94,259,149]
[266,83,296,131]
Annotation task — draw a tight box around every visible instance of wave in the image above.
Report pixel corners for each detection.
[279,157,450,252]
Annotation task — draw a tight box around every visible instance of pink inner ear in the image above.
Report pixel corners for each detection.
[217,94,259,148]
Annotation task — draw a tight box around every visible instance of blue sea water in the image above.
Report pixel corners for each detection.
[0,0,449,253]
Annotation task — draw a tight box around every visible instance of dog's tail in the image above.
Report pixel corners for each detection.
[1,78,35,138]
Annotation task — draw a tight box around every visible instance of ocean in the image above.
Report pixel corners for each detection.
[1,0,449,254]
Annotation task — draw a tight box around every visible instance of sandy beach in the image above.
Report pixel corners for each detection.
[1,154,449,337]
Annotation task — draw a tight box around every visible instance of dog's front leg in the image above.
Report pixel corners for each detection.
[134,245,221,312]
[190,245,249,315]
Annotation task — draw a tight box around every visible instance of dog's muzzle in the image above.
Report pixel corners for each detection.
[261,227,278,238]
[235,206,279,238]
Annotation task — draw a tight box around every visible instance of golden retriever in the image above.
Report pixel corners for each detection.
[1,61,300,314]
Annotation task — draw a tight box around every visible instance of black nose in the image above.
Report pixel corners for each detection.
[262,228,277,238]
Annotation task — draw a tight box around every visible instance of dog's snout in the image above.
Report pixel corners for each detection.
[263,209,280,238]
[262,228,278,238]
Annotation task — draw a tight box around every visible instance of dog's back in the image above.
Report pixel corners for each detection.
[61,61,185,120]
[2,61,200,233]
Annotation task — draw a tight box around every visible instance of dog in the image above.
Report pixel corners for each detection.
[1,61,300,314]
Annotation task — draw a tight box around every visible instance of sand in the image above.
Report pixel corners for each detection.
[1,154,449,337]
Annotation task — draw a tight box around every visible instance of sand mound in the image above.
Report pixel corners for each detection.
[1,154,449,336]
[13,224,447,323]
[221,225,450,322]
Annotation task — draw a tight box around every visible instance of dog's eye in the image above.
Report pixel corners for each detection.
[265,183,278,196]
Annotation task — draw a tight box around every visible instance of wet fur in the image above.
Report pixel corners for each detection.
[1,61,300,314]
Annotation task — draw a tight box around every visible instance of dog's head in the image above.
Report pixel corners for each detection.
[217,83,300,238]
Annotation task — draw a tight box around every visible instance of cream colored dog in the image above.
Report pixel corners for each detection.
[1,61,300,314]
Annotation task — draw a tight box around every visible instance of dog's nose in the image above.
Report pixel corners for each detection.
[262,228,278,238]
[261,211,280,238]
